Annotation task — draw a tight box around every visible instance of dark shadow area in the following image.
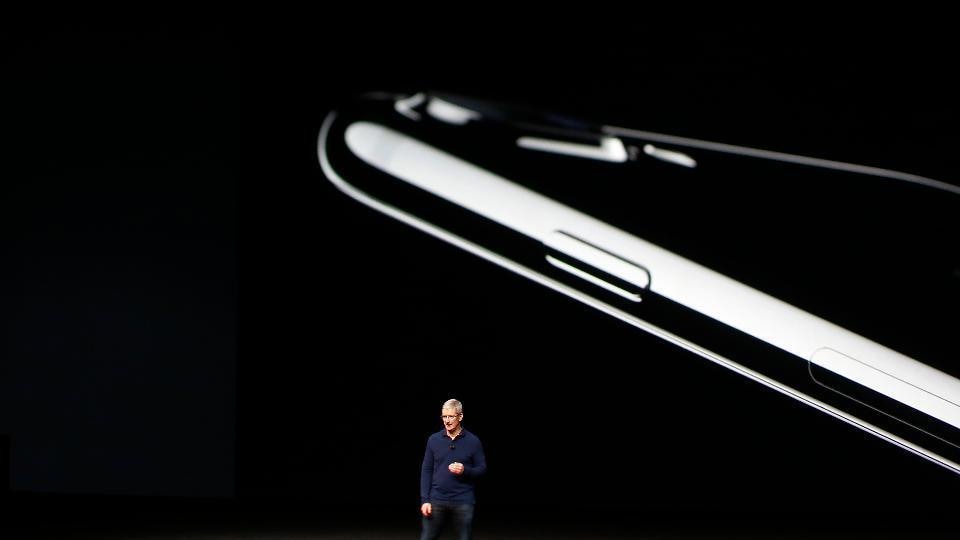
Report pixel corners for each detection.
[1,435,8,498]
[1,494,957,539]
[2,21,237,498]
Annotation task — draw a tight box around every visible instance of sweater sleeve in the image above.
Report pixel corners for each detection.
[463,439,487,479]
[420,441,434,503]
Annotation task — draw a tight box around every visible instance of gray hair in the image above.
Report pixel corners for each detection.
[442,399,463,415]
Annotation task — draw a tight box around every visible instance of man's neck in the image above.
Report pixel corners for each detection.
[446,426,462,439]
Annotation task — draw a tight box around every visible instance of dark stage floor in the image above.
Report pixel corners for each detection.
[1,494,955,539]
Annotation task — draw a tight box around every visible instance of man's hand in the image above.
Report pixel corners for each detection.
[421,502,432,517]
[448,462,465,475]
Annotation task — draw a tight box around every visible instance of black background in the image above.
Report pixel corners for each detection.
[3,14,959,538]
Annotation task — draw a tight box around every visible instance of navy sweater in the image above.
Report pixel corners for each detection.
[420,428,487,504]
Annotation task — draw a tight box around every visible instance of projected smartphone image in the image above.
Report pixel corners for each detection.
[317,91,960,475]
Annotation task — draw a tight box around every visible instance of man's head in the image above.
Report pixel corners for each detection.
[441,398,463,433]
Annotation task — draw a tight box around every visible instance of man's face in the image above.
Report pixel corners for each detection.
[441,408,462,432]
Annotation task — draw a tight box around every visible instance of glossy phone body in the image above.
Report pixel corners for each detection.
[318,91,960,475]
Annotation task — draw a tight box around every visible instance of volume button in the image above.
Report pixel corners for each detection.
[543,231,651,302]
